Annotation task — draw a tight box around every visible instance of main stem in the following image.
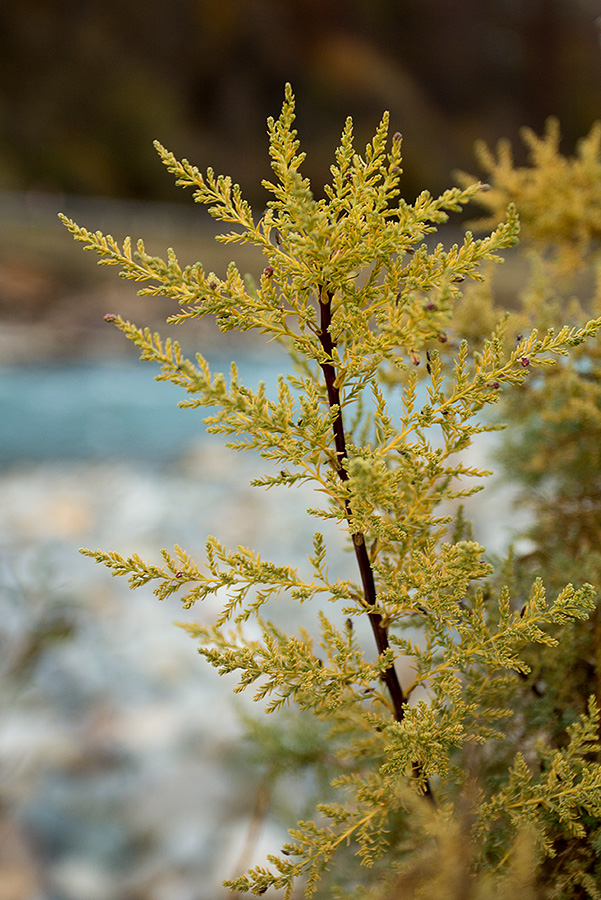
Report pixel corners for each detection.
[318,287,433,801]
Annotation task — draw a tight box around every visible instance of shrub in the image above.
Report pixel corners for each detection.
[62,86,601,898]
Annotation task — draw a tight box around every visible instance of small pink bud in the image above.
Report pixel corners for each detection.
[209,281,217,290]
[437,332,448,344]
[263,266,274,277]
[425,302,437,311]
[103,313,117,322]
[489,381,500,389]
[520,357,530,367]
[174,571,184,579]
[410,350,420,366]
[393,132,402,142]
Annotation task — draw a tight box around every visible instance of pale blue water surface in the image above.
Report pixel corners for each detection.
[0,352,288,464]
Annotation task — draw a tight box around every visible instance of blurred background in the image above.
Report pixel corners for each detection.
[1,2,600,898]
[4,0,601,202]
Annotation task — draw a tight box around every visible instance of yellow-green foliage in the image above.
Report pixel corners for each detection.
[459,118,601,594]
[62,87,601,899]
[458,118,601,273]
[457,118,601,899]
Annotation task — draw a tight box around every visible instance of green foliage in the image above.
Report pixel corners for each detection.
[458,118,601,273]
[63,87,601,898]
[454,117,601,898]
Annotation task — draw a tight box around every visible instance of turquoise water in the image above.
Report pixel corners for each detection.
[0,353,287,464]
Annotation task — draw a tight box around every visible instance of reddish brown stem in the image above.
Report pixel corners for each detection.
[317,287,434,802]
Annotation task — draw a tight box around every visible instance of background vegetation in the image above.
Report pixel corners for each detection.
[3,0,601,203]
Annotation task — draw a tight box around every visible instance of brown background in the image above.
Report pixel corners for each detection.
[2,0,601,203]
